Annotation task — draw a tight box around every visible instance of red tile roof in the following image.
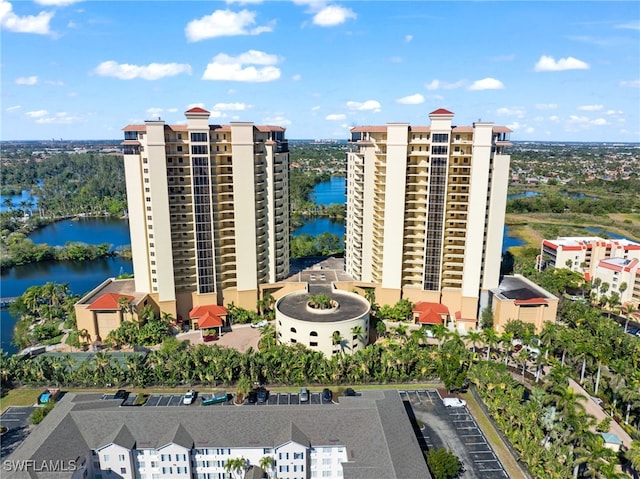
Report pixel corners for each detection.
[413,302,449,325]
[186,107,210,114]
[514,298,548,305]
[87,293,134,311]
[430,108,454,115]
[197,312,224,329]
[190,304,228,319]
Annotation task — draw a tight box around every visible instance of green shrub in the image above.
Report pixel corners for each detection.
[425,448,462,479]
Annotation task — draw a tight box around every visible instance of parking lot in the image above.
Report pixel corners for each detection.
[106,390,336,407]
[400,390,508,479]
[0,406,36,459]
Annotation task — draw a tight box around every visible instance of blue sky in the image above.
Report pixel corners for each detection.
[2,0,639,142]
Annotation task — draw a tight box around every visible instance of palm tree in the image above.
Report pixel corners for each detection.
[258,455,275,479]
[465,330,482,354]
[481,328,500,361]
[350,325,364,344]
[623,303,637,333]
[626,440,640,470]
[224,457,247,479]
[332,331,344,353]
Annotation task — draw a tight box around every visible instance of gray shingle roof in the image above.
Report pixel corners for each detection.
[6,390,431,479]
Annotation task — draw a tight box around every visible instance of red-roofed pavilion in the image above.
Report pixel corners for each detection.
[189,304,228,339]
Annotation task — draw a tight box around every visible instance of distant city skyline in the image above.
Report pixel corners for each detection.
[1,0,639,142]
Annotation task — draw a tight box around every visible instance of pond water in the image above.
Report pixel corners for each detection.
[28,217,131,249]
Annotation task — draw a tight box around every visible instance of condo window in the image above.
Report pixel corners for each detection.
[177,134,182,140]
[432,133,449,143]
[191,132,208,142]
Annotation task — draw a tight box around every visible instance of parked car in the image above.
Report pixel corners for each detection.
[300,387,309,402]
[203,334,219,342]
[344,388,356,397]
[255,387,269,403]
[114,389,128,400]
[183,390,196,405]
[247,390,258,404]
[251,320,268,329]
[443,397,467,408]
[322,388,332,402]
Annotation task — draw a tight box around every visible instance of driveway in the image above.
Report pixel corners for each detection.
[176,324,259,352]
[1,406,36,459]
[401,390,508,479]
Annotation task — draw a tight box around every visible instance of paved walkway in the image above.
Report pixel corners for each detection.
[568,378,633,449]
[176,324,260,352]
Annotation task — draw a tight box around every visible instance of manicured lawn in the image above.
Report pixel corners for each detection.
[0,388,41,413]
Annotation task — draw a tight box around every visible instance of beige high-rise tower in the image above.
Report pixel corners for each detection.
[121,107,290,320]
[345,108,511,324]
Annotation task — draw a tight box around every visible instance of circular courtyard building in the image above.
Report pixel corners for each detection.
[276,287,370,357]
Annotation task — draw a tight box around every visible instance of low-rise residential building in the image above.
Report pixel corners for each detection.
[489,275,559,333]
[537,236,640,305]
[5,390,430,479]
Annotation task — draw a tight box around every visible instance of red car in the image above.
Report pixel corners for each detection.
[203,334,219,342]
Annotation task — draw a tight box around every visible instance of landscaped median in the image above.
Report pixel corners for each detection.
[462,388,533,479]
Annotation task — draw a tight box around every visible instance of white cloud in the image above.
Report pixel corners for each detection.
[396,93,424,105]
[548,115,560,122]
[591,118,608,126]
[325,113,346,120]
[225,0,263,4]
[292,73,301,81]
[44,79,64,86]
[568,115,589,123]
[578,104,603,111]
[185,9,272,42]
[6,105,21,111]
[535,103,557,110]
[312,5,356,26]
[496,107,525,117]
[425,79,440,91]
[534,55,589,72]
[26,109,49,118]
[619,80,640,88]
[0,0,54,34]
[32,111,81,124]
[146,107,165,118]
[202,50,281,82]
[263,114,291,126]
[615,21,640,31]
[346,100,381,111]
[405,34,413,42]
[34,0,81,5]
[93,61,192,80]
[15,75,38,85]
[311,105,321,111]
[468,77,504,91]
[427,79,465,91]
[213,102,251,111]
[605,109,623,115]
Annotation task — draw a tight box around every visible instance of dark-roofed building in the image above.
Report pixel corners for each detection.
[490,274,559,333]
[5,390,431,479]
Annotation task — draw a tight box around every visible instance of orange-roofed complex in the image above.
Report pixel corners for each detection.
[412,302,449,325]
[121,108,290,320]
[537,236,640,305]
[345,109,512,329]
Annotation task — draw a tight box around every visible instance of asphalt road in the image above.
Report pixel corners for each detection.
[0,406,36,459]
[401,390,509,479]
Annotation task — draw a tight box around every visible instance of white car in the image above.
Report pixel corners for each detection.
[443,397,466,408]
[251,320,268,328]
[183,390,195,405]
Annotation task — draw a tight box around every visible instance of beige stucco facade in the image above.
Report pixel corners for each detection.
[490,275,559,333]
[345,109,511,324]
[121,108,289,320]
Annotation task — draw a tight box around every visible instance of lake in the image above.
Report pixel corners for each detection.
[1,176,524,354]
[0,189,38,213]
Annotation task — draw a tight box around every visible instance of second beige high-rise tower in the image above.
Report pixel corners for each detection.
[345,109,511,321]
[122,107,289,320]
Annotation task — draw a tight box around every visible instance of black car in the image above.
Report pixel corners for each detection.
[344,388,356,397]
[247,390,258,404]
[322,388,332,402]
[114,389,128,400]
[255,387,269,403]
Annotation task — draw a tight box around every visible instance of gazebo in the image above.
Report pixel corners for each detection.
[189,305,227,340]
[412,302,449,326]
